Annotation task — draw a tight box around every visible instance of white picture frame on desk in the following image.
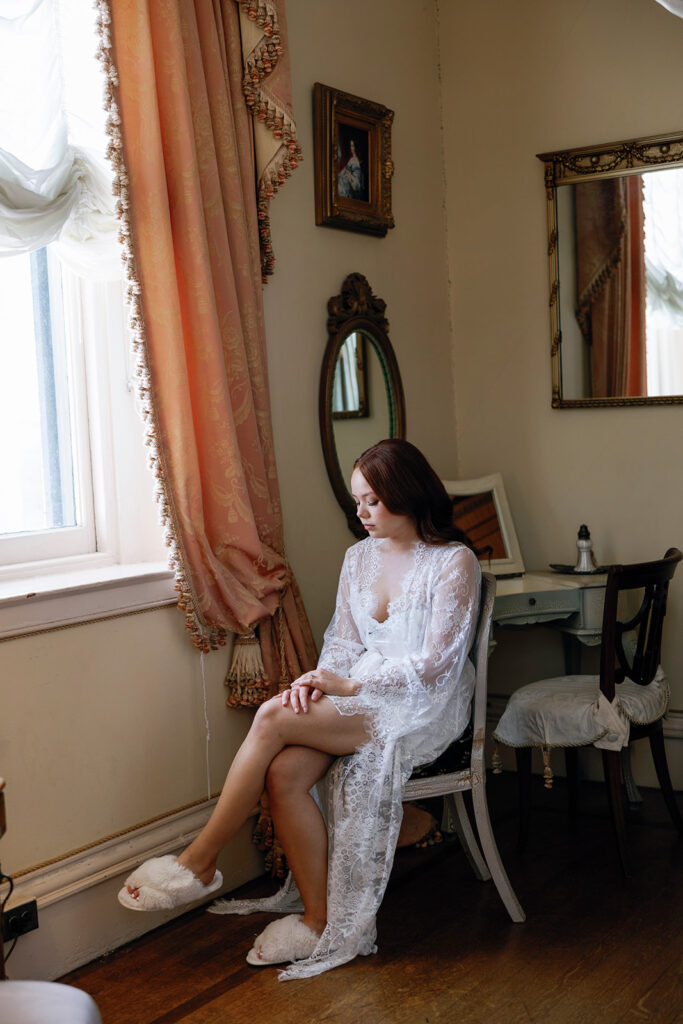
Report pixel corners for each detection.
[442,473,525,578]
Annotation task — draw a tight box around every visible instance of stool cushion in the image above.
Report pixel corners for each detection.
[0,982,101,1024]
[493,670,668,752]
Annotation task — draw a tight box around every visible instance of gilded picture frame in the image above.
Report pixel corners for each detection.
[313,82,395,237]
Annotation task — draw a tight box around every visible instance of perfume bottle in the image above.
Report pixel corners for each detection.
[575,524,597,573]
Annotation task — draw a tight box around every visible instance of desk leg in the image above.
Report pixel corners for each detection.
[620,747,643,809]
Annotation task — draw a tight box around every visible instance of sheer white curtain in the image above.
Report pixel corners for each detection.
[652,0,683,17]
[0,0,119,277]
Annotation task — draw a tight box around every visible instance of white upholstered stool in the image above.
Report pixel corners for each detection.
[0,981,101,1024]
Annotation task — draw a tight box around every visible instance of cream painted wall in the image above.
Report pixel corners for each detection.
[0,0,457,974]
[0,610,254,872]
[439,0,683,732]
[263,0,456,643]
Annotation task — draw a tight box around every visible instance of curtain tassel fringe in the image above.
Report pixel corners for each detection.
[252,796,287,878]
[225,629,270,707]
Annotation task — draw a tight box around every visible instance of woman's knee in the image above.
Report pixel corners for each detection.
[266,748,302,802]
[252,695,282,738]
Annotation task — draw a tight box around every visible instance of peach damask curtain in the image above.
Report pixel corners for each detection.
[96,0,316,703]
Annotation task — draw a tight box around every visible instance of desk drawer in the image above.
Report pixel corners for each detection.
[494,588,580,626]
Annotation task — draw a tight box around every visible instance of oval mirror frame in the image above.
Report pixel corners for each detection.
[538,129,683,408]
[319,273,406,537]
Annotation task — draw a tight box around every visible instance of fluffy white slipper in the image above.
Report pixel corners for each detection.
[246,914,320,966]
[117,855,223,912]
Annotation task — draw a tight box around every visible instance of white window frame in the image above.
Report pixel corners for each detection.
[0,247,96,567]
[0,257,176,639]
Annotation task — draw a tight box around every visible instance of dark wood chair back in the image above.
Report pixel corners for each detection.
[599,548,682,701]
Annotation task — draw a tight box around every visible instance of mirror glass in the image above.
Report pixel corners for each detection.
[332,331,391,486]
[449,490,506,562]
[443,473,525,576]
[539,132,683,407]
[320,273,405,537]
[557,168,683,400]
[332,332,368,419]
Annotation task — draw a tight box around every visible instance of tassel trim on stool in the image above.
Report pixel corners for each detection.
[492,741,503,774]
[542,745,554,789]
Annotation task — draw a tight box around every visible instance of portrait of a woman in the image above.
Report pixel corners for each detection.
[337,129,368,202]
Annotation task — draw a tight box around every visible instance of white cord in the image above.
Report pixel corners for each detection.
[199,651,212,800]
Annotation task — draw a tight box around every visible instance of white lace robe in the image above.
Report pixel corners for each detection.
[210,538,481,979]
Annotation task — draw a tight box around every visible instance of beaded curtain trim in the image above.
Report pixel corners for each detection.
[237,0,303,280]
[94,1,301,652]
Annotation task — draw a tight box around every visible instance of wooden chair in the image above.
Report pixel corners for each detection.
[404,572,525,923]
[494,549,683,876]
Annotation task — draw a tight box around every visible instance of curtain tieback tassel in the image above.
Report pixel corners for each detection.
[225,629,269,707]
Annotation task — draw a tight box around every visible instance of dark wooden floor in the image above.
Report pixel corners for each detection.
[62,774,683,1024]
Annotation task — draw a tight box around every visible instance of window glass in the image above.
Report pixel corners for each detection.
[0,247,81,538]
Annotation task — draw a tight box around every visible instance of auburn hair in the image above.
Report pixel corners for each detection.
[353,439,471,547]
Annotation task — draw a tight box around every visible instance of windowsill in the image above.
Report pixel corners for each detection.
[0,561,177,639]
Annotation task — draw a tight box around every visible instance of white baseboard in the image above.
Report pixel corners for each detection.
[1,800,264,981]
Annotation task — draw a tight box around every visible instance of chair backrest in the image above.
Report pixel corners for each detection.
[599,548,682,700]
[471,572,496,741]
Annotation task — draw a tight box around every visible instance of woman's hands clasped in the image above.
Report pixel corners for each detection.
[281,668,359,713]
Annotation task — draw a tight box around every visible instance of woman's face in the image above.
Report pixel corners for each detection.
[350,468,417,542]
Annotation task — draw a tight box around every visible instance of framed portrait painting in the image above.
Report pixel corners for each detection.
[313,82,395,237]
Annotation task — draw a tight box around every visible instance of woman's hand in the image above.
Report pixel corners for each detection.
[281,668,359,713]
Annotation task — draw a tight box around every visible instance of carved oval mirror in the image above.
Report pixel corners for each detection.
[538,130,683,407]
[319,273,406,537]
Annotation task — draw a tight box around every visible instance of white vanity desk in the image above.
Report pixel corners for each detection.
[492,571,608,682]
[493,570,607,653]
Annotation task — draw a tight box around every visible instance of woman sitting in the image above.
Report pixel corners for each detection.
[119,439,481,979]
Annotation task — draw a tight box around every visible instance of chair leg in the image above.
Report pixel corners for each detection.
[515,747,532,852]
[471,780,525,922]
[620,747,643,809]
[601,749,630,878]
[564,747,580,824]
[443,792,490,882]
[648,721,683,833]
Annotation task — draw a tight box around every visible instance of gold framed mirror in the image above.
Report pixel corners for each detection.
[538,130,683,407]
[319,273,406,537]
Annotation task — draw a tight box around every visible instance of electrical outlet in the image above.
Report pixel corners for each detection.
[2,900,39,941]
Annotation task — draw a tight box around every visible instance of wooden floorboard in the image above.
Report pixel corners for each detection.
[60,774,683,1024]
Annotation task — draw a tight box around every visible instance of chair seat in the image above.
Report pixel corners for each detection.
[493,670,668,752]
[410,720,473,779]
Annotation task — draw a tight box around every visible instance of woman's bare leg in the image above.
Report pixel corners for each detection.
[127,696,367,898]
[266,746,333,933]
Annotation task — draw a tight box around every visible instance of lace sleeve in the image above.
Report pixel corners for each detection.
[356,545,481,719]
[317,547,365,675]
